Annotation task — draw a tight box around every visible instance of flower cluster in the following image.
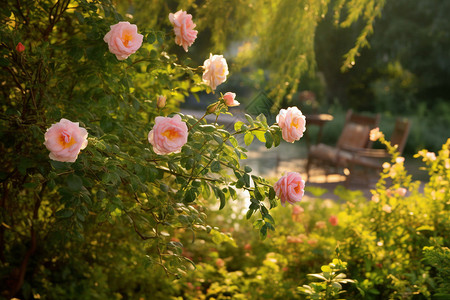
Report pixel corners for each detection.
[42,11,308,208]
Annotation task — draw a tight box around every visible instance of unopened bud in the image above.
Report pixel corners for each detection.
[207,102,219,114]
[16,42,25,53]
[156,95,166,109]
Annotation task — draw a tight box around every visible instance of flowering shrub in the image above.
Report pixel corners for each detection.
[0,1,301,298]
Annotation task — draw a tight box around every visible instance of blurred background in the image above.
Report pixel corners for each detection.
[116,0,450,156]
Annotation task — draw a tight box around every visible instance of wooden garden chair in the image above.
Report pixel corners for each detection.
[345,117,411,185]
[306,109,380,180]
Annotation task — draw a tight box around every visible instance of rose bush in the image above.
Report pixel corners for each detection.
[0,1,297,298]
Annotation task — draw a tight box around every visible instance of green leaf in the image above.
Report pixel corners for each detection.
[264,131,274,148]
[67,174,83,192]
[147,32,156,44]
[199,124,216,132]
[253,130,266,142]
[210,161,221,172]
[244,132,254,146]
[229,136,238,147]
[55,208,73,218]
[74,11,85,24]
[307,273,327,281]
[245,114,254,125]
[244,165,252,173]
[234,121,244,132]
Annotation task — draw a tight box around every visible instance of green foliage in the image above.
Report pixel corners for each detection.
[298,247,356,299]
[423,246,450,297]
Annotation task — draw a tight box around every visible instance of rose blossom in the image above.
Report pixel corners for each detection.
[223,92,239,107]
[168,10,198,52]
[329,215,338,226]
[103,21,143,60]
[202,54,229,91]
[276,107,306,143]
[43,118,88,162]
[148,115,188,155]
[16,42,25,53]
[274,172,305,206]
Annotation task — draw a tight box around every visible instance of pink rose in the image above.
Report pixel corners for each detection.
[148,115,188,155]
[276,107,306,143]
[103,21,143,60]
[168,10,198,52]
[329,215,338,226]
[16,42,25,53]
[44,118,88,162]
[223,92,239,107]
[274,172,305,206]
[202,54,229,91]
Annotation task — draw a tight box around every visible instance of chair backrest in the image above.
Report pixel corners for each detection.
[390,118,411,154]
[336,109,380,149]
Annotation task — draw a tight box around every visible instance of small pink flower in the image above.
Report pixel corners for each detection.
[274,172,305,206]
[202,54,229,91]
[315,221,326,229]
[426,152,436,161]
[223,92,240,107]
[292,205,304,215]
[307,239,318,246]
[382,162,391,170]
[382,204,392,213]
[148,115,188,155]
[371,194,380,203]
[44,118,88,162]
[329,215,338,226]
[16,42,25,53]
[168,10,198,52]
[215,258,225,268]
[396,187,407,197]
[396,156,405,164]
[156,95,166,109]
[276,107,306,143]
[103,21,143,60]
[370,127,383,141]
